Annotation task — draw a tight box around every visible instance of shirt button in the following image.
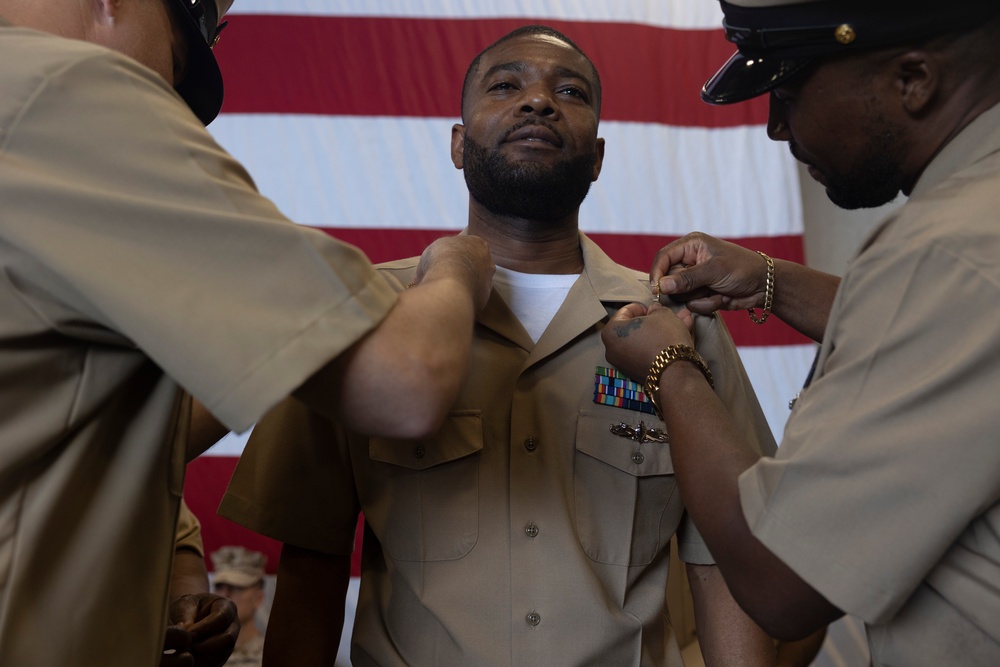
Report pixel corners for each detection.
[525,522,539,538]
[524,437,538,452]
[413,446,425,459]
[526,612,541,626]
[631,451,644,465]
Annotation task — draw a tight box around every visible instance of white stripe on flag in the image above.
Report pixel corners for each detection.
[208,115,801,237]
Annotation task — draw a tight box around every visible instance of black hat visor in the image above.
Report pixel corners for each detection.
[702,51,813,105]
[170,0,227,125]
[702,0,996,106]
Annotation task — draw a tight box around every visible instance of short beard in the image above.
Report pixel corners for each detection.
[824,107,906,210]
[462,134,597,224]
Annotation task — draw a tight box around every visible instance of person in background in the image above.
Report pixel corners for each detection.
[220,24,809,667]
[211,547,268,667]
[0,1,492,665]
[602,1,1000,665]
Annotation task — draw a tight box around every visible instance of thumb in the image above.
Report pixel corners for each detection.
[607,302,649,324]
[656,262,716,298]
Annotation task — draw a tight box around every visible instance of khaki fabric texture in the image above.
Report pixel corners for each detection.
[222,234,776,667]
[739,102,1000,666]
[175,498,205,557]
[0,23,395,667]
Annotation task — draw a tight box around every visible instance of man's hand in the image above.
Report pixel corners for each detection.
[297,234,494,439]
[162,594,239,667]
[601,302,694,382]
[651,232,768,315]
[413,235,495,311]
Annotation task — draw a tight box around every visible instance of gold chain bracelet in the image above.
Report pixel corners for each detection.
[748,251,774,324]
[643,344,715,420]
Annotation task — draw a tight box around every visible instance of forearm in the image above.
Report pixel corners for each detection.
[170,549,210,600]
[658,363,841,639]
[687,563,775,667]
[769,260,840,343]
[264,545,350,667]
[297,273,476,439]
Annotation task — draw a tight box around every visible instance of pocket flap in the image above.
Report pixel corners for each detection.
[575,410,674,476]
[370,410,483,471]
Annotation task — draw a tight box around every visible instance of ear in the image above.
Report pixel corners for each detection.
[89,0,124,34]
[894,50,938,115]
[450,124,466,169]
[95,0,122,20]
[591,137,605,182]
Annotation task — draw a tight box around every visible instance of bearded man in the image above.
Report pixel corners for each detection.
[220,26,785,667]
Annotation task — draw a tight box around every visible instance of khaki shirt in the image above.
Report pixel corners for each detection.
[0,23,395,667]
[222,234,776,666]
[740,102,1000,665]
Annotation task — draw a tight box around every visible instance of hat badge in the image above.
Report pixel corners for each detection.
[834,24,857,45]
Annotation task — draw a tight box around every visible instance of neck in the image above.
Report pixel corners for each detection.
[0,1,85,37]
[903,21,1000,193]
[467,205,584,275]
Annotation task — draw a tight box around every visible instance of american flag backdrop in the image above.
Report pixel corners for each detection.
[184,0,817,595]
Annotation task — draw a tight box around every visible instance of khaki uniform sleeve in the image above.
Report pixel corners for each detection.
[219,397,361,555]
[174,499,204,557]
[739,237,1000,624]
[0,49,396,432]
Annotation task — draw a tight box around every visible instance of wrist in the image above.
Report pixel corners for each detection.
[748,250,774,324]
[643,344,714,420]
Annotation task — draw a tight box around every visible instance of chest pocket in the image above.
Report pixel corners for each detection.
[367,410,483,562]
[574,410,683,566]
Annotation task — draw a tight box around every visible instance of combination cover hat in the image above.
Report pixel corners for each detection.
[702,0,999,105]
[171,0,235,124]
[211,545,267,588]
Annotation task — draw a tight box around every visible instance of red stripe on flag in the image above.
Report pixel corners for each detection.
[215,15,767,127]
[319,227,810,347]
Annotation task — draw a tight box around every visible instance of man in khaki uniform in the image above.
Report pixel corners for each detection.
[0,1,492,666]
[603,1,1000,665]
[221,26,783,666]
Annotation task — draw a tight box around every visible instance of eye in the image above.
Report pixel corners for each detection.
[487,81,516,92]
[558,86,589,102]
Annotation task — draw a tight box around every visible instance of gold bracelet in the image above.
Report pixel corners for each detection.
[643,344,715,420]
[748,251,774,324]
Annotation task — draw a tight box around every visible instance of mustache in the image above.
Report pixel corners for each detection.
[501,118,563,144]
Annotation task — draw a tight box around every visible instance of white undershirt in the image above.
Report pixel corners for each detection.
[492,266,580,344]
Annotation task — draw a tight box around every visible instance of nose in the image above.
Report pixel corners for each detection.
[766,92,790,141]
[517,83,558,118]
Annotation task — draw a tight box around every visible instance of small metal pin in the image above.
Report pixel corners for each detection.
[834,24,856,45]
